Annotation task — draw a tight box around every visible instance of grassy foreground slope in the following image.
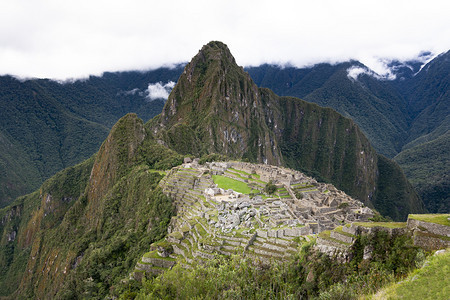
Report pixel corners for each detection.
[370,250,450,300]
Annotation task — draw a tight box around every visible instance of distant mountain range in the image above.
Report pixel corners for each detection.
[246,51,449,213]
[0,46,447,214]
[0,41,430,299]
[0,68,183,207]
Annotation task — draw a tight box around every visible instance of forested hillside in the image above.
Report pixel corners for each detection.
[0,42,435,299]
[247,52,449,213]
[0,67,183,207]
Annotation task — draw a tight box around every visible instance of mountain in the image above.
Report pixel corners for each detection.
[392,51,450,213]
[246,62,411,158]
[0,67,183,208]
[0,113,182,298]
[151,41,423,220]
[0,41,429,299]
[246,52,449,213]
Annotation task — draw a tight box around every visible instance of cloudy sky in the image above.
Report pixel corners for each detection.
[1,0,449,79]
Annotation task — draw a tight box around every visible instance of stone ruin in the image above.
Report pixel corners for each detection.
[133,160,376,278]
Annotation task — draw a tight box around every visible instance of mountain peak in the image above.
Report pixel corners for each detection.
[197,41,236,63]
[154,41,280,164]
[159,41,241,125]
[160,41,244,123]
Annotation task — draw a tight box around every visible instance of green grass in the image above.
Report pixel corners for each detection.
[148,169,167,175]
[414,230,450,242]
[212,175,253,194]
[352,222,407,229]
[169,231,183,239]
[299,188,318,193]
[334,226,355,237]
[251,178,267,185]
[318,230,352,246]
[371,250,450,299]
[229,168,261,179]
[225,170,248,180]
[228,168,251,176]
[409,214,450,226]
[292,183,315,189]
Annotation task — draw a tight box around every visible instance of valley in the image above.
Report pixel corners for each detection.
[0,41,447,299]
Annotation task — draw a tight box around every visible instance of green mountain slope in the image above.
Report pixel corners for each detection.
[0,42,431,298]
[151,41,424,220]
[246,63,411,158]
[393,51,450,213]
[0,130,41,207]
[0,113,182,298]
[247,52,449,214]
[0,67,183,208]
[395,131,449,213]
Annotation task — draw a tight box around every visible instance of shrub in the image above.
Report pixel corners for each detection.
[264,181,277,195]
[338,202,349,209]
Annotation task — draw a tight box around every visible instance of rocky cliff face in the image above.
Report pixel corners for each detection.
[152,41,282,165]
[151,41,423,219]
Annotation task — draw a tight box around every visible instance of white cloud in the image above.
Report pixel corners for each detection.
[122,88,141,96]
[347,66,370,80]
[346,65,395,81]
[146,81,176,101]
[0,0,449,79]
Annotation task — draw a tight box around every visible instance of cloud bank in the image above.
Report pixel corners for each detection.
[0,0,449,79]
[346,65,394,81]
[146,81,176,101]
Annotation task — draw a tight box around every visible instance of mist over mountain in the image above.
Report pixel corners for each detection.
[246,51,449,213]
[0,44,447,216]
[1,41,446,300]
[150,41,423,220]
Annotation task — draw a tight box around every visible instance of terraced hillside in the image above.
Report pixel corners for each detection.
[133,160,375,277]
[316,214,450,257]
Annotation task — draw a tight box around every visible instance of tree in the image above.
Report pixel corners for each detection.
[264,181,277,195]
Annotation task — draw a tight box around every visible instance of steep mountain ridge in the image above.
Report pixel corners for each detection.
[246,62,411,157]
[151,41,423,220]
[153,42,281,165]
[246,53,449,214]
[0,42,435,298]
[0,113,181,298]
[391,50,449,213]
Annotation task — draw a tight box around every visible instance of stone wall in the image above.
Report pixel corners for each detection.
[141,257,176,269]
[412,231,450,251]
[407,218,450,237]
[330,231,354,244]
[407,218,450,250]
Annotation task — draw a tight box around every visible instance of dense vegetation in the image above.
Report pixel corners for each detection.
[394,131,449,213]
[152,41,424,220]
[247,51,449,213]
[246,62,410,158]
[133,230,425,299]
[0,67,183,208]
[0,41,446,298]
[0,114,183,299]
[373,250,449,299]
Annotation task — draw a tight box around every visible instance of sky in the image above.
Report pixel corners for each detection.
[1,0,449,80]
